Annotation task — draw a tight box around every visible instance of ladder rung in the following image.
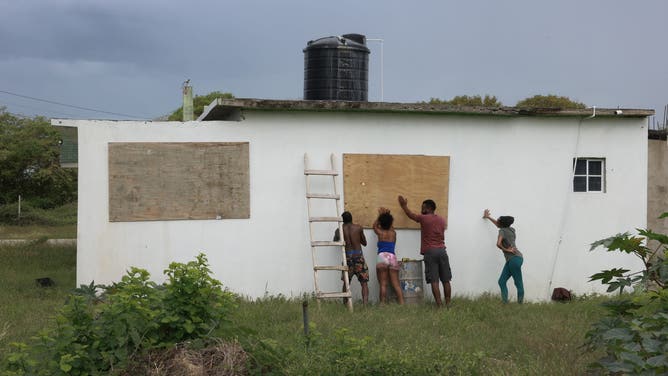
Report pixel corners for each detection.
[311,241,344,247]
[317,292,352,299]
[309,216,341,222]
[306,193,340,199]
[304,169,338,176]
[314,265,347,271]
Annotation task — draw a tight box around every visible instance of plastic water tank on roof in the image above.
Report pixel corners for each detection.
[303,34,370,101]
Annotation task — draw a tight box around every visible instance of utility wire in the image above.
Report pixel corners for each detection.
[0,100,80,118]
[0,89,148,119]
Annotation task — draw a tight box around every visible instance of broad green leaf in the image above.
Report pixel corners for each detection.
[601,328,634,341]
[590,233,646,254]
[646,354,668,367]
[638,228,668,246]
[59,355,73,372]
[641,338,663,353]
[589,268,630,283]
[184,320,195,334]
[599,358,634,373]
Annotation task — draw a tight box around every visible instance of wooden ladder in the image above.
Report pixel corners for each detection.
[304,153,353,312]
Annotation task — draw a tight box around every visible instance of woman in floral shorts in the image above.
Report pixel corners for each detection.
[373,208,404,304]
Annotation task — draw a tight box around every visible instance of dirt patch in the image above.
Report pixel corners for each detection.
[123,339,248,376]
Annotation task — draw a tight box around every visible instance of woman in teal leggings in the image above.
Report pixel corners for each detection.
[483,209,524,303]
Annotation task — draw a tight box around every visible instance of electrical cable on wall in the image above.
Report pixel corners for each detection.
[546,107,596,297]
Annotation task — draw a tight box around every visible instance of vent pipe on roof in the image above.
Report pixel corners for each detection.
[182,79,194,121]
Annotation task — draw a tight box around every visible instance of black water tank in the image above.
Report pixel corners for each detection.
[303,34,370,101]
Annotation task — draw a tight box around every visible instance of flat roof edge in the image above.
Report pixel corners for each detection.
[198,98,654,120]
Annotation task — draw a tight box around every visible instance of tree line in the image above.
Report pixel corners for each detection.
[0,108,76,208]
[427,94,586,109]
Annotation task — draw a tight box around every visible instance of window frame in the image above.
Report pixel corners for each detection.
[572,157,606,193]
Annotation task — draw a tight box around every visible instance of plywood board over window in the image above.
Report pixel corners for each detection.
[109,142,249,222]
[343,154,449,229]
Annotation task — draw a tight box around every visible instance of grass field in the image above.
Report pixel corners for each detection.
[233,295,606,375]
[0,242,76,351]
[0,224,76,239]
[0,243,607,375]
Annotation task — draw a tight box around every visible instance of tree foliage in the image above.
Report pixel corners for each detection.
[168,91,234,121]
[515,94,586,109]
[428,95,502,107]
[0,108,76,207]
[585,213,668,374]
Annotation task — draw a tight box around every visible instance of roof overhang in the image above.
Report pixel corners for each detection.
[198,98,655,121]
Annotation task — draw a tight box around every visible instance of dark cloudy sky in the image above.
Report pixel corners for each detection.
[1,0,666,122]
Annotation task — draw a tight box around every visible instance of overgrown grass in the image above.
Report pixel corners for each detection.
[232,295,607,375]
[0,242,76,353]
[0,201,77,226]
[1,244,608,374]
[0,224,76,239]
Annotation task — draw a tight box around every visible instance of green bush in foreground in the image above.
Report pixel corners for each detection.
[585,212,668,374]
[1,253,237,375]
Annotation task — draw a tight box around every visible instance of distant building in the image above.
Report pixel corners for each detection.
[648,127,668,246]
[57,126,78,168]
[53,99,654,302]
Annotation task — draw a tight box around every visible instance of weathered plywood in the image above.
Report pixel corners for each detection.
[109,142,249,222]
[343,154,449,229]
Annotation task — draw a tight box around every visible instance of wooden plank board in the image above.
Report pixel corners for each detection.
[343,154,449,229]
[109,142,249,222]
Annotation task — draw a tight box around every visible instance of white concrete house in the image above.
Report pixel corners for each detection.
[53,99,654,303]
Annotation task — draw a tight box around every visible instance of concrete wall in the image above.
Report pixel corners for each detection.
[648,138,668,242]
[57,112,648,302]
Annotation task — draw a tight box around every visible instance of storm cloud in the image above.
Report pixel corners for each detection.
[0,0,666,121]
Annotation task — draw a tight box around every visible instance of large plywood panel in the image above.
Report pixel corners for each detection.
[343,154,449,229]
[109,142,249,222]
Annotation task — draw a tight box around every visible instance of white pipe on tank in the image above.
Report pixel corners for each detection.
[367,38,384,102]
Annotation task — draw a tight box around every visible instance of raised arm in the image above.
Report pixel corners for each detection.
[372,218,382,235]
[483,209,500,228]
[398,195,420,222]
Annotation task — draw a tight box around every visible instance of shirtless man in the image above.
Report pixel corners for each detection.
[398,195,451,308]
[334,211,369,304]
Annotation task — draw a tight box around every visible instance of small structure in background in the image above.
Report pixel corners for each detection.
[58,126,78,168]
[182,79,194,121]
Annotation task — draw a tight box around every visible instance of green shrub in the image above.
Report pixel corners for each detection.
[0,253,237,375]
[158,254,237,343]
[584,212,668,374]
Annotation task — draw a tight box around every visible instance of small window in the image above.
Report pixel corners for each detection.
[573,158,605,192]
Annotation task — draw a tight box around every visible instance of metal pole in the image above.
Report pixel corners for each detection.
[367,38,384,102]
[18,195,21,220]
